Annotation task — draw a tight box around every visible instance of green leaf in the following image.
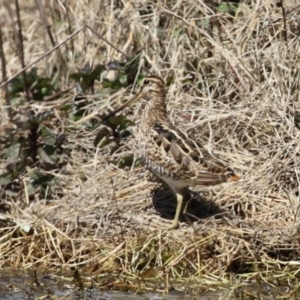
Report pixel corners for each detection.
[29,111,53,126]
[118,74,127,85]
[4,189,19,197]
[39,126,56,145]
[111,154,134,168]
[26,182,36,196]
[101,80,123,90]
[120,129,132,139]
[10,96,26,106]
[99,138,113,148]
[70,65,105,92]
[134,158,143,167]
[8,70,55,101]
[119,119,135,130]
[107,115,129,127]
[172,28,181,37]
[0,173,12,185]
[217,2,237,14]
[91,64,105,78]
[29,169,44,181]
[294,116,300,124]
[15,120,31,130]
[94,127,110,147]
[27,168,54,198]
[38,146,57,165]
[8,139,23,162]
[29,169,53,185]
[6,158,30,175]
[40,184,53,198]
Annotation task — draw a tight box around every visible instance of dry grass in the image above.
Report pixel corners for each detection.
[1,0,300,296]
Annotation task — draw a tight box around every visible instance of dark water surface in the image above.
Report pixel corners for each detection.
[0,270,297,299]
[0,270,219,300]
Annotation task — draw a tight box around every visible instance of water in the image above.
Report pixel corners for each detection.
[0,270,218,300]
[0,269,297,299]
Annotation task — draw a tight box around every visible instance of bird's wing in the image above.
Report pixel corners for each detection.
[147,122,235,183]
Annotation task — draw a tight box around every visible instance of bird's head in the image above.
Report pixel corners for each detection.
[137,76,165,98]
[102,75,165,121]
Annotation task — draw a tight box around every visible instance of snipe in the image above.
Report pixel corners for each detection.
[103,75,239,229]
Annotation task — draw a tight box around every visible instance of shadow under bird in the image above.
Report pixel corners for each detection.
[102,75,240,229]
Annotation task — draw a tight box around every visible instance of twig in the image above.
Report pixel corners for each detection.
[0,25,86,89]
[0,22,12,120]
[0,25,129,89]
[43,84,76,101]
[14,0,29,100]
[280,0,287,43]
[86,25,128,59]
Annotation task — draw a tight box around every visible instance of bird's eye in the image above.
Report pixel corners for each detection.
[144,79,150,85]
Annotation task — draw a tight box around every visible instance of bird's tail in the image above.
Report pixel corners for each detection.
[227,174,240,182]
[225,168,240,182]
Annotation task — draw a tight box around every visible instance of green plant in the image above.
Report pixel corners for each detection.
[94,115,143,168]
[9,68,56,102]
[0,111,68,200]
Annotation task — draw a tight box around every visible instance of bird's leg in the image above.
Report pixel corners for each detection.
[169,192,183,229]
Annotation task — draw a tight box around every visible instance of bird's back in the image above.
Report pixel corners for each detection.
[138,116,239,190]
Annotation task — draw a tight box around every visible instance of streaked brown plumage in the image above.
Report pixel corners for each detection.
[103,75,239,229]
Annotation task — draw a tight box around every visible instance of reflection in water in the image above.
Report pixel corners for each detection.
[0,270,217,299]
[0,270,297,299]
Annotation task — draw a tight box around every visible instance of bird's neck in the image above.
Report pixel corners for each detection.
[142,93,168,125]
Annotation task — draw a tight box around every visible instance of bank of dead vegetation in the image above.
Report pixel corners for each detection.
[1,0,300,297]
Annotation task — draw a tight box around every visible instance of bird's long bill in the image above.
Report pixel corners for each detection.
[101,92,142,122]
